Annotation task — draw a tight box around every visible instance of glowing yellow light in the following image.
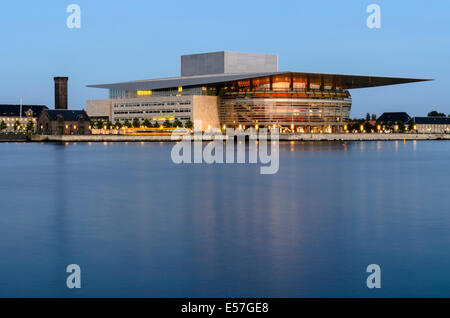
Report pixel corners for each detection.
[255,125,259,130]
[360,125,364,132]
[395,125,399,131]
[65,125,69,129]
[223,125,227,130]
[344,125,348,131]
[377,125,381,131]
[178,86,183,92]
[137,90,152,97]
[291,124,294,130]
[73,125,77,129]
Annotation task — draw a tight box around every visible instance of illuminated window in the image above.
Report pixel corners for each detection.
[272,76,291,90]
[252,77,270,90]
[237,80,251,90]
[137,90,152,97]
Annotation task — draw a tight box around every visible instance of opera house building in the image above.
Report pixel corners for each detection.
[87,52,429,132]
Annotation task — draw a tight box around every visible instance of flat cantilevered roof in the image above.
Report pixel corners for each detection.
[87,72,432,91]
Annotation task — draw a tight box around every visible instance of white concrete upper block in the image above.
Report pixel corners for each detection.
[181,51,278,76]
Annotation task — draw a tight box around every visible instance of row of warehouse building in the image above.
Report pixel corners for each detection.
[376,112,450,134]
[0,77,91,135]
[0,104,90,135]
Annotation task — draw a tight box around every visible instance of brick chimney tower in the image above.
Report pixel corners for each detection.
[54,77,68,110]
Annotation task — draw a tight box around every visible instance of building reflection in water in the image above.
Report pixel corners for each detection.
[1,141,449,297]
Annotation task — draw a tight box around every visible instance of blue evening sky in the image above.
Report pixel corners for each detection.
[0,0,448,117]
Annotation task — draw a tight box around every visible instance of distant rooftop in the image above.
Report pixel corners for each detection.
[0,104,48,117]
[377,112,412,123]
[409,117,450,125]
[43,109,90,121]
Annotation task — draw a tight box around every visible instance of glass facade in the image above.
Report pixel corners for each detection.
[110,87,218,99]
[218,75,352,131]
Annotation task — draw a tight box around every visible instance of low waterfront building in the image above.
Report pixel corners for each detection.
[0,104,48,132]
[87,51,430,132]
[377,112,411,125]
[407,117,450,134]
[36,109,91,135]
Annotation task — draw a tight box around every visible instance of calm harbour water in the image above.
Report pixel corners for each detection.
[0,140,450,297]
